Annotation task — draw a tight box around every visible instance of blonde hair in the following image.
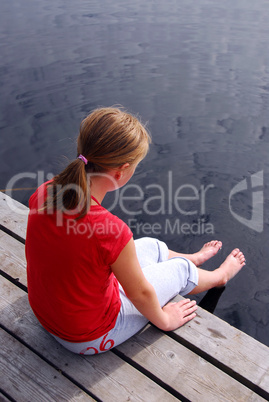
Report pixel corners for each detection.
[45,107,151,218]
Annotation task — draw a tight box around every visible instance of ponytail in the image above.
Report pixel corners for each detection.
[44,158,91,219]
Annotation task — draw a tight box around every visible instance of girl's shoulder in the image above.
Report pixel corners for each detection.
[87,205,132,235]
[29,181,51,210]
[86,206,133,265]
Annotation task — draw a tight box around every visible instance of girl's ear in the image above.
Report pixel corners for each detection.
[114,163,130,180]
[118,163,130,170]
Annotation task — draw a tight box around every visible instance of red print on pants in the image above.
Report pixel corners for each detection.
[80,333,115,355]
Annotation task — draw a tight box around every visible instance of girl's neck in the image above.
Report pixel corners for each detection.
[90,169,119,205]
[90,179,109,205]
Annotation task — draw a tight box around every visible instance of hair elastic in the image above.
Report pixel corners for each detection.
[77,154,88,165]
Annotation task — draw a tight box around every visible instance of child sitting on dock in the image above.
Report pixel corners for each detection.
[25,107,246,355]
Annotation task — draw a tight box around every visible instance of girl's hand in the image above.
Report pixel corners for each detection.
[162,299,197,331]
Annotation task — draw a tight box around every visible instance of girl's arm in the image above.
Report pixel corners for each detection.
[111,238,197,331]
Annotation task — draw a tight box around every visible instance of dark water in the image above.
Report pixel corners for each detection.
[1,0,269,346]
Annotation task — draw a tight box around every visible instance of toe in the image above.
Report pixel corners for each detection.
[231,248,240,257]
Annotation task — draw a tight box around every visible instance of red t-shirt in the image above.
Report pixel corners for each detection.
[25,182,133,342]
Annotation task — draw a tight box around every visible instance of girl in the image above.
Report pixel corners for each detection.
[25,107,246,355]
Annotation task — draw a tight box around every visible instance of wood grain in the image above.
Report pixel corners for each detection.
[116,325,265,402]
[0,192,28,240]
[0,328,93,402]
[0,276,177,402]
[0,230,27,285]
[172,294,269,395]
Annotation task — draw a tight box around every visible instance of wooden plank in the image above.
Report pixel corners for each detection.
[0,275,177,402]
[0,391,15,402]
[0,230,27,285]
[0,192,28,240]
[115,326,265,402]
[172,295,269,397]
[0,327,94,402]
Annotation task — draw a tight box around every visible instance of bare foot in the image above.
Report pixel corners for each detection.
[216,248,246,287]
[193,240,222,266]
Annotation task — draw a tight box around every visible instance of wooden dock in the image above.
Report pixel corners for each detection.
[1,191,269,402]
